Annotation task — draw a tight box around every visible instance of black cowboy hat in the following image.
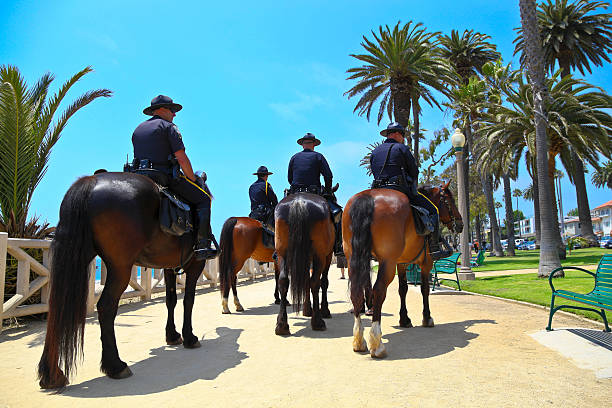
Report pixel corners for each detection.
[380,122,405,137]
[143,95,183,116]
[253,165,273,176]
[296,132,321,146]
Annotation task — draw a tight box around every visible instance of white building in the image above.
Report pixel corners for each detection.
[515,217,536,238]
[592,199,612,237]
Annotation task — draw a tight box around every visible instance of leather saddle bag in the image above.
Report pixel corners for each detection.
[411,204,434,236]
[159,188,193,236]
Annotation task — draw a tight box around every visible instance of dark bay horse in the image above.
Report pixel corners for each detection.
[38,172,207,389]
[274,193,335,335]
[342,183,462,358]
[218,217,280,313]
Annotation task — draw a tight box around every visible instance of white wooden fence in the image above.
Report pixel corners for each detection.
[0,232,273,333]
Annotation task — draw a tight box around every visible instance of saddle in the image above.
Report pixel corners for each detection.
[124,160,193,236]
[371,178,433,236]
[286,183,343,223]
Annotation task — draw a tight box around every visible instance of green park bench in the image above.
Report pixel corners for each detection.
[546,254,612,332]
[432,252,462,291]
[470,250,485,267]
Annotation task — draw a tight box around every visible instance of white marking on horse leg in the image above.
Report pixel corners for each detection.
[222,297,230,314]
[353,315,367,352]
[368,321,386,358]
[234,297,244,312]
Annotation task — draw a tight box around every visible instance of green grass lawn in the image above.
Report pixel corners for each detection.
[443,270,611,323]
[472,247,611,272]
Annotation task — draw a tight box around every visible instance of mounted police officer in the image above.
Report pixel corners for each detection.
[288,133,344,256]
[370,122,451,260]
[249,165,278,228]
[132,95,217,261]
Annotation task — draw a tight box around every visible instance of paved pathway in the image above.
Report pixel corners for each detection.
[0,266,610,407]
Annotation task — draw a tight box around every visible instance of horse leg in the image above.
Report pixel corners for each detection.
[232,272,244,312]
[309,258,326,331]
[302,267,313,317]
[275,257,291,335]
[319,253,332,319]
[274,261,281,304]
[351,281,367,352]
[420,260,435,327]
[397,268,412,328]
[221,265,237,314]
[97,264,132,379]
[182,262,203,348]
[368,260,396,358]
[163,269,182,345]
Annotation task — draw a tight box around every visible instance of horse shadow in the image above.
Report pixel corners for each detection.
[63,326,246,398]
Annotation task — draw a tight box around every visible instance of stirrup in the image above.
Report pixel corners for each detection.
[194,236,218,261]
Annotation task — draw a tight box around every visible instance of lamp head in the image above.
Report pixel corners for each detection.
[451,128,465,150]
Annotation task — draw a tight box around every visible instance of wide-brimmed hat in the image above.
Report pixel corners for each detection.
[380,122,405,137]
[143,95,183,116]
[297,132,321,146]
[253,165,273,176]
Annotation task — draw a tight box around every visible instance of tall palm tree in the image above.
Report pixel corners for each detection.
[515,0,612,246]
[345,21,453,165]
[592,160,612,188]
[519,0,562,276]
[0,65,111,237]
[523,181,542,245]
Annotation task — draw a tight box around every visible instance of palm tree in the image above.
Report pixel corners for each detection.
[0,65,111,237]
[592,160,612,188]
[515,0,612,246]
[523,181,542,245]
[519,0,563,277]
[345,21,453,165]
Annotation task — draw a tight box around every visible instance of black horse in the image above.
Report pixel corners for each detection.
[274,193,335,335]
[38,172,206,389]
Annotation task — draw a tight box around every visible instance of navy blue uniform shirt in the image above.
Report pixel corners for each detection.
[288,149,333,189]
[249,178,278,211]
[132,115,185,165]
[370,138,418,181]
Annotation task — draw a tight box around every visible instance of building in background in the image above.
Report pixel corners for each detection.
[591,200,612,237]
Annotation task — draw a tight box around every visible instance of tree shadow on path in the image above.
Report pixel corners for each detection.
[62,326,246,398]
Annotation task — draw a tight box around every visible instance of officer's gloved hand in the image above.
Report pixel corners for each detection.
[195,171,207,183]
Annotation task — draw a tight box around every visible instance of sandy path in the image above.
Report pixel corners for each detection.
[0,265,610,407]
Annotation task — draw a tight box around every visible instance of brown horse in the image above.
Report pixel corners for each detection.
[274,192,335,335]
[342,183,462,358]
[218,217,280,313]
[37,172,208,389]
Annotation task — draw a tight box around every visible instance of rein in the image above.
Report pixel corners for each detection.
[438,188,460,233]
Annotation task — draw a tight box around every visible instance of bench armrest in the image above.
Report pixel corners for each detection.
[433,259,457,270]
[548,266,595,292]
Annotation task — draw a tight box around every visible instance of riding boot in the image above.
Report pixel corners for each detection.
[334,219,345,257]
[429,222,452,261]
[194,206,218,261]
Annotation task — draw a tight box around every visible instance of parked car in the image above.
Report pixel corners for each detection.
[600,236,612,249]
[500,239,508,249]
[517,240,535,250]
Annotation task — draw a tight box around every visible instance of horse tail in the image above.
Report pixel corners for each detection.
[38,176,97,389]
[286,198,312,312]
[218,217,238,296]
[348,194,375,312]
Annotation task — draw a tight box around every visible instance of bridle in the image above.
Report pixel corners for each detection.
[437,186,461,233]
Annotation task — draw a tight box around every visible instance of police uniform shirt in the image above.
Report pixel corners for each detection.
[288,149,333,188]
[132,115,185,166]
[370,138,418,181]
[249,178,278,211]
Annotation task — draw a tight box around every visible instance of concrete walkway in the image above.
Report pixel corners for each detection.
[0,265,610,407]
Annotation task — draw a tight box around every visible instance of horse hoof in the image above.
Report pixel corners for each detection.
[422,317,434,327]
[39,373,69,390]
[166,335,183,345]
[321,309,332,319]
[109,366,133,380]
[312,320,326,331]
[370,347,387,359]
[274,299,281,305]
[222,308,231,314]
[399,319,413,328]
[275,323,290,336]
[353,338,367,353]
[184,339,202,349]
[235,305,245,312]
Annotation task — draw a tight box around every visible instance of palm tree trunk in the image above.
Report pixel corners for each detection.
[391,80,412,147]
[519,0,562,277]
[532,173,542,246]
[475,214,483,249]
[503,173,516,256]
[412,96,420,167]
[572,154,598,245]
[482,173,504,256]
[463,117,473,247]
[547,154,567,260]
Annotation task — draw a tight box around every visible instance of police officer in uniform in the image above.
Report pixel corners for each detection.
[288,133,344,256]
[370,122,450,260]
[132,95,217,261]
[249,165,278,228]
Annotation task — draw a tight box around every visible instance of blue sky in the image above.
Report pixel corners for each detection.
[1,0,610,233]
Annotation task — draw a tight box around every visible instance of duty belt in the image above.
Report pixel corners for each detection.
[371,174,407,189]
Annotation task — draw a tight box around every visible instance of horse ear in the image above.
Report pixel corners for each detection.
[443,180,451,189]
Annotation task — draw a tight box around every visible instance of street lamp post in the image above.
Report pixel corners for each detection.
[452,129,474,280]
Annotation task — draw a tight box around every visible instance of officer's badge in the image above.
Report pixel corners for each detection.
[172,124,183,140]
